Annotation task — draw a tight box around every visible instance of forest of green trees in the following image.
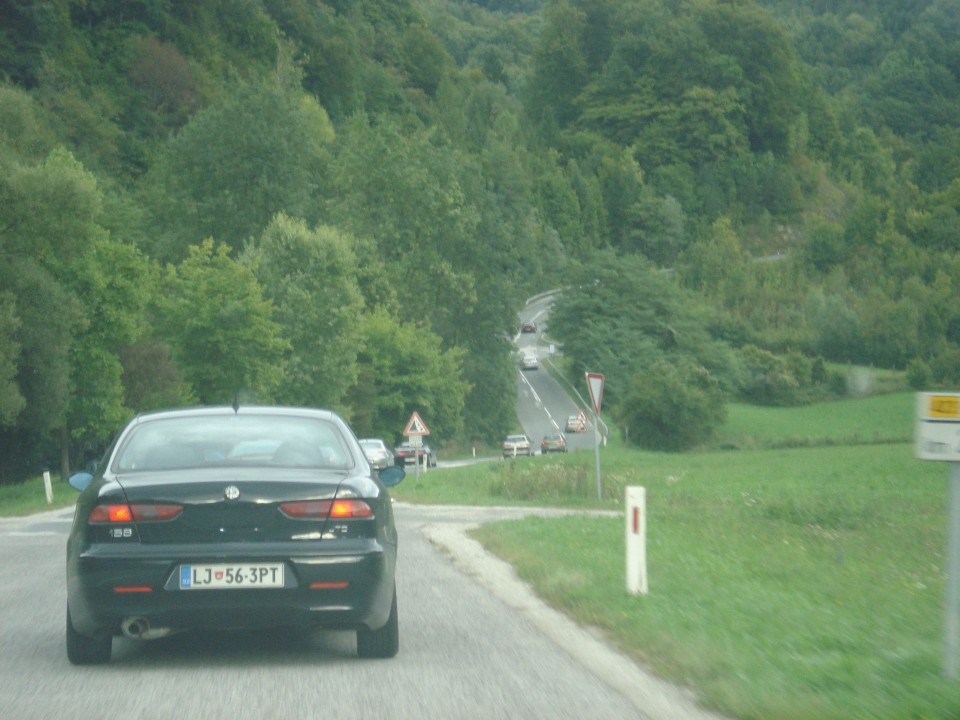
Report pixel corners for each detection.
[1,0,958,481]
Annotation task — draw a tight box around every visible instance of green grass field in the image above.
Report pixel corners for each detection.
[397,391,960,719]
[4,391,958,717]
[0,474,76,516]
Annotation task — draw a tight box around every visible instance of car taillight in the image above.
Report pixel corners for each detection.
[131,504,183,521]
[279,499,374,519]
[88,503,182,523]
[279,500,332,519]
[329,499,373,518]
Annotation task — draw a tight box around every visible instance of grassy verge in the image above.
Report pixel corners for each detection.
[394,391,960,719]
[0,474,76,516]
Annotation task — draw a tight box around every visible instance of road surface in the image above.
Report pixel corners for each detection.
[0,503,721,720]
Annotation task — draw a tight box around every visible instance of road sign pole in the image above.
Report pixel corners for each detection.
[915,393,960,678]
[586,372,605,501]
[946,462,960,679]
[594,410,602,500]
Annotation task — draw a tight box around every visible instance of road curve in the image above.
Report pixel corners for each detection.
[0,503,725,720]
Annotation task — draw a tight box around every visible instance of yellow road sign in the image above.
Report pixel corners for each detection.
[928,395,960,419]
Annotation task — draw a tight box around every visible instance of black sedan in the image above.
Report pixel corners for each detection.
[393,441,437,468]
[65,406,405,664]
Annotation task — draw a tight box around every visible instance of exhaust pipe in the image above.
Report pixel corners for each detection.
[121,616,176,640]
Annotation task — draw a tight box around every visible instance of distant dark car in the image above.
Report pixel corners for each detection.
[520,321,537,333]
[540,433,568,453]
[359,438,394,470]
[65,406,405,665]
[502,434,534,457]
[393,441,437,468]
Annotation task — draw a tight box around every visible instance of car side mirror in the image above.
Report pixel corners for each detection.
[378,466,405,487]
[68,471,94,492]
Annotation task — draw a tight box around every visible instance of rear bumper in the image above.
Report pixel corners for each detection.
[67,540,396,638]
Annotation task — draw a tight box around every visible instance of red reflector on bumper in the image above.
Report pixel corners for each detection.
[113,586,153,593]
[309,581,349,590]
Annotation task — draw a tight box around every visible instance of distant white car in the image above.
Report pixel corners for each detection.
[359,438,394,470]
[521,354,539,370]
[502,434,534,457]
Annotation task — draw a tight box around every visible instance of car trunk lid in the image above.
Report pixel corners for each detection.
[114,468,346,544]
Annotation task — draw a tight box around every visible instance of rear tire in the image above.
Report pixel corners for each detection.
[66,606,112,665]
[357,586,398,658]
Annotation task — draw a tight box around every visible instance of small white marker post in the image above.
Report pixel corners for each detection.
[915,392,960,679]
[626,486,648,595]
[43,470,53,504]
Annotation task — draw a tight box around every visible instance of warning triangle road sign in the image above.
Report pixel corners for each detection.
[404,411,430,437]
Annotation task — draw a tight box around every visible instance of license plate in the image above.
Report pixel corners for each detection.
[179,563,284,589]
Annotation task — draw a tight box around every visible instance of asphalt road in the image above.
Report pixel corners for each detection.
[514,297,596,454]
[0,503,721,720]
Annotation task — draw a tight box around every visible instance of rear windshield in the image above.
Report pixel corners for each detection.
[113,415,352,472]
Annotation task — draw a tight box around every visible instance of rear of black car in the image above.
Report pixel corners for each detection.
[66,407,403,664]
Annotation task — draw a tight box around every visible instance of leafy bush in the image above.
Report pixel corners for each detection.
[735,344,840,405]
[489,458,640,502]
[615,359,726,451]
[490,461,592,500]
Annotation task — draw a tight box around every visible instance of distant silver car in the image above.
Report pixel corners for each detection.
[359,438,394,470]
[502,434,533,457]
[540,433,568,453]
[521,354,539,370]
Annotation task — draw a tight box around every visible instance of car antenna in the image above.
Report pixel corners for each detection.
[232,393,240,414]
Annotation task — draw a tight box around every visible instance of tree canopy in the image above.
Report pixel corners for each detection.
[2,0,960,470]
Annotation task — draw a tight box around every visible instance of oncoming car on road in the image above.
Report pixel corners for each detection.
[65,406,405,665]
[502,434,533,457]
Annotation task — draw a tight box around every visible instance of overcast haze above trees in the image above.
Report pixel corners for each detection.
[1,0,958,480]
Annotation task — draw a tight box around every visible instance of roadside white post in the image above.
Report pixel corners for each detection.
[626,486,648,595]
[43,470,53,504]
[915,392,960,679]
